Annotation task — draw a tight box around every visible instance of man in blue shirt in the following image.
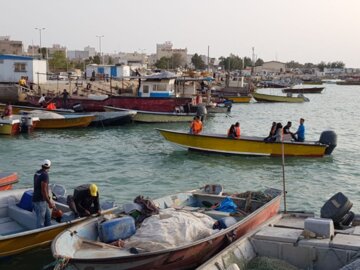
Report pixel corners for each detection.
[294,118,305,142]
[33,159,55,228]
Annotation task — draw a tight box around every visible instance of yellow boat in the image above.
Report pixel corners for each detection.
[0,103,73,115]
[22,110,95,129]
[252,92,309,103]
[0,118,20,135]
[224,95,252,103]
[0,187,116,257]
[157,129,337,157]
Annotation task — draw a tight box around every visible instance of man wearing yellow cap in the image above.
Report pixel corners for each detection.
[67,184,101,217]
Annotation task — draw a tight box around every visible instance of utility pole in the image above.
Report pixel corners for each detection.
[207,45,210,72]
[96,35,104,65]
[35,27,45,58]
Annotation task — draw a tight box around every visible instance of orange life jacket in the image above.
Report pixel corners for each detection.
[46,103,57,110]
[192,120,202,134]
[235,126,241,138]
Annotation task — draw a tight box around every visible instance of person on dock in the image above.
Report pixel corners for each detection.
[61,89,69,108]
[264,122,277,142]
[33,159,55,228]
[1,102,13,118]
[67,184,101,217]
[283,121,296,140]
[38,94,47,107]
[190,116,203,135]
[294,118,305,142]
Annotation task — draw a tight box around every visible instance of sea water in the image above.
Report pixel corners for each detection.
[0,84,359,269]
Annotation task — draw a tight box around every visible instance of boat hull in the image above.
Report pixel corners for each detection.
[223,96,252,103]
[157,129,328,157]
[0,172,18,191]
[282,87,324,94]
[36,115,95,129]
[88,111,135,127]
[0,119,20,135]
[26,95,192,113]
[252,92,307,103]
[104,106,195,123]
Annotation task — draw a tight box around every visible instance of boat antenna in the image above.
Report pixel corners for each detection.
[281,133,287,213]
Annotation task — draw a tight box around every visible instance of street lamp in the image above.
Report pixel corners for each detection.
[96,35,104,65]
[35,27,45,58]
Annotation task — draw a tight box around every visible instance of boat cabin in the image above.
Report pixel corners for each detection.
[139,71,177,98]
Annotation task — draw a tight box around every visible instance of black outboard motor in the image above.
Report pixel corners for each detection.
[72,103,84,112]
[321,192,354,228]
[319,130,337,155]
[20,115,33,133]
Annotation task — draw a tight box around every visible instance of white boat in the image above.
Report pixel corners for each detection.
[104,106,196,123]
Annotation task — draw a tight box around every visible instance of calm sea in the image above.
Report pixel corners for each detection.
[0,83,359,269]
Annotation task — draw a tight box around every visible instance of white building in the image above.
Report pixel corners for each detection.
[85,64,131,79]
[0,54,47,83]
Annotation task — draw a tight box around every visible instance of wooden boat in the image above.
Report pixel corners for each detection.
[22,110,95,129]
[157,129,337,157]
[104,106,196,123]
[222,95,252,103]
[252,92,309,103]
[0,118,20,135]
[0,172,18,191]
[0,103,74,115]
[0,186,116,257]
[52,185,282,270]
[26,94,193,113]
[198,201,360,270]
[282,86,324,94]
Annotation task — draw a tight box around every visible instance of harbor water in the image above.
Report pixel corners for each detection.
[0,84,359,269]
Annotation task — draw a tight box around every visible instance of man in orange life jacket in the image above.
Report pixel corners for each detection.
[234,122,241,138]
[190,116,203,135]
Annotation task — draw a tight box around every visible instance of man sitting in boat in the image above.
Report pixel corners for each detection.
[67,184,101,217]
[294,118,305,142]
[190,116,203,135]
[282,121,296,140]
[264,122,277,142]
[1,102,12,118]
[228,122,241,139]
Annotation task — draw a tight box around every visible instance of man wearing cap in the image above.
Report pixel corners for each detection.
[67,184,101,217]
[33,159,55,228]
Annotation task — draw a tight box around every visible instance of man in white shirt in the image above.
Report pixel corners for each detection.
[38,94,46,107]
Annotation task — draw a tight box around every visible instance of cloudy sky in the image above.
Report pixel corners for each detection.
[2,0,360,67]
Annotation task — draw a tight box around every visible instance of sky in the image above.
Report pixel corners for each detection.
[2,0,360,67]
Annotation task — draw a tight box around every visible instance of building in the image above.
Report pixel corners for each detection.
[113,52,148,68]
[254,61,286,75]
[0,36,23,55]
[84,46,96,58]
[0,54,47,83]
[47,44,67,58]
[156,41,187,67]
[67,50,89,61]
[85,64,131,79]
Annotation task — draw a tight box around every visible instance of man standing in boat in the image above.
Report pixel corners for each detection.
[294,118,305,142]
[33,160,55,228]
[61,89,69,109]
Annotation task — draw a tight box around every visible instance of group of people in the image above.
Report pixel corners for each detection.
[227,122,241,139]
[38,89,69,109]
[264,118,305,142]
[33,159,101,228]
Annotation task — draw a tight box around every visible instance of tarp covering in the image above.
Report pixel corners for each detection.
[124,208,217,252]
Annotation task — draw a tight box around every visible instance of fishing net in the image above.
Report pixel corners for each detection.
[246,256,299,270]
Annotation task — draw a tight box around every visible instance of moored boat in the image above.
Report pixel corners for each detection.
[0,102,74,115]
[222,95,252,103]
[282,86,324,94]
[0,187,116,257]
[86,111,137,127]
[252,92,309,103]
[21,110,95,129]
[157,129,337,157]
[52,185,282,270]
[0,118,20,135]
[0,172,18,191]
[198,193,360,270]
[104,106,196,123]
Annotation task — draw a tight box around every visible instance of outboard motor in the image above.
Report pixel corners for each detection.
[321,192,354,229]
[72,103,84,112]
[319,130,337,155]
[20,115,33,133]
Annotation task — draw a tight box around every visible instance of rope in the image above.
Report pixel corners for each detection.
[53,257,70,270]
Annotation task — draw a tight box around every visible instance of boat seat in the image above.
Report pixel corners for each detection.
[8,204,37,230]
[0,219,25,236]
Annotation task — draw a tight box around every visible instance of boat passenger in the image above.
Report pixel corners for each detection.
[46,102,57,110]
[294,118,305,142]
[33,159,55,228]
[227,124,236,138]
[234,122,241,138]
[61,89,69,108]
[273,122,283,142]
[190,116,203,135]
[38,94,47,107]
[1,102,13,118]
[283,121,296,140]
[264,122,277,142]
[67,184,101,217]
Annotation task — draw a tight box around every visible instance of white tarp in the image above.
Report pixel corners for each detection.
[124,208,217,252]
[26,110,65,119]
